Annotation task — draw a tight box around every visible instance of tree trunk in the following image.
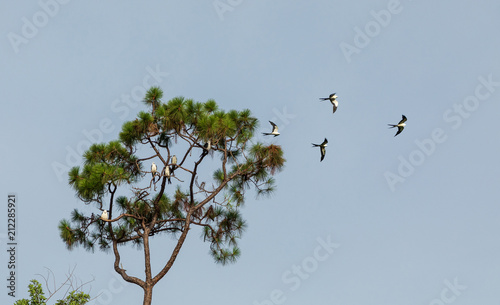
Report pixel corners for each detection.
[143,228,153,305]
[143,286,153,305]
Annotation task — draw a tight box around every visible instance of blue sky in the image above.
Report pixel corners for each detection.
[2,1,500,304]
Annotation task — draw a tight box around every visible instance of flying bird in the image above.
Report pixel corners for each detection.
[312,138,328,162]
[319,93,338,114]
[388,115,407,137]
[262,121,280,137]
[100,210,109,221]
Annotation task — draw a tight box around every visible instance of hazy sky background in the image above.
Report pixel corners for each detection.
[2,1,500,304]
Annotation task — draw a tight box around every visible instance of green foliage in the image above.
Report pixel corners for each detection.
[59,86,286,266]
[14,280,90,305]
[143,86,163,111]
[68,141,141,204]
[54,290,90,305]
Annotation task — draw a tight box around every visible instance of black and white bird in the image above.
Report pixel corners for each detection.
[388,115,407,137]
[151,162,157,177]
[163,166,172,184]
[204,140,211,151]
[100,210,109,221]
[312,138,328,162]
[262,121,280,137]
[319,93,338,114]
[201,140,212,157]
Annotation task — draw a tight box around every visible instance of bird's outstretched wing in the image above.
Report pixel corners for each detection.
[394,126,404,137]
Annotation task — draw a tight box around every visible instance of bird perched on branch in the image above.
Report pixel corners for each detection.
[200,140,212,157]
[163,166,172,184]
[170,155,177,174]
[151,162,157,177]
[100,210,109,221]
[204,140,211,151]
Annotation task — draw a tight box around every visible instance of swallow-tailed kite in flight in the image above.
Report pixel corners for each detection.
[312,138,328,162]
[388,115,407,137]
[101,210,109,221]
[319,93,338,114]
[262,121,280,137]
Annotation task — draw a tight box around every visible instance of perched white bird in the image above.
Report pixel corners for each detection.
[151,162,157,177]
[101,210,109,220]
[262,121,280,137]
[170,155,177,175]
[164,166,172,184]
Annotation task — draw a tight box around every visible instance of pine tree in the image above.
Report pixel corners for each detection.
[59,87,285,305]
